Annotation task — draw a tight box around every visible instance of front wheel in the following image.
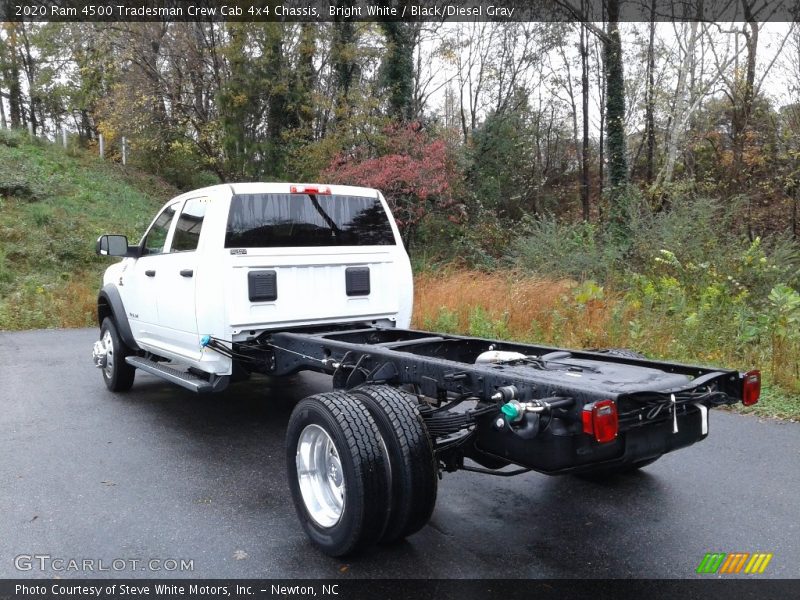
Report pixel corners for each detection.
[286,391,391,556]
[98,318,136,392]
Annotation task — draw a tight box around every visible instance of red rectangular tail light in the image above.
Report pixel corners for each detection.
[582,400,619,443]
[742,370,761,406]
[290,184,331,195]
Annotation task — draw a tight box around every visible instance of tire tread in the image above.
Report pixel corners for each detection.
[100,317,135,392]
[350,385,438,542]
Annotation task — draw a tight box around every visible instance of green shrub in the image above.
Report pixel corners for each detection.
[414,211,507,270]
[0,128,24,147]
[626,196,744,268]
[0,249,13,288]
[467,306,510,339]
[510,217,622,280]
[422,307,460,334]
[30,204,53,227]
[0,154,47,202]
[132,141,220,191]
[509,194,800,397]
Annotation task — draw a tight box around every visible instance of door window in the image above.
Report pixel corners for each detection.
[171,198,207,252]
[142,203,178,255]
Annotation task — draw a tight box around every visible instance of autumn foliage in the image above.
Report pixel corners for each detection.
[322,123,464,240]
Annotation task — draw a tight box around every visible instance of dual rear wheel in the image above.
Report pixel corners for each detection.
[286,386,437,556]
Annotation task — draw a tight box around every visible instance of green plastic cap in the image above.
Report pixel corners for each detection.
[501,402,519,420]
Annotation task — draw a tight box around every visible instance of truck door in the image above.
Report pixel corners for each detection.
[127,201,179,346]
[151,197,208,358]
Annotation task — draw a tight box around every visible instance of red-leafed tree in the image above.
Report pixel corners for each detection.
[322,122,464,246]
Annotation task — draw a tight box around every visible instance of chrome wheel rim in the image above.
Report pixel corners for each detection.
[296,424,345,528]
[102,330,115,379]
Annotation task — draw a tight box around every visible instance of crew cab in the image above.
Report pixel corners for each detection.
[93,182,760,556]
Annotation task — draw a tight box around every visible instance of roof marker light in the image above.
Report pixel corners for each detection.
[290,185,331,195]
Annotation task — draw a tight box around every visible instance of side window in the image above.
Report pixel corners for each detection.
[171,198,207,252]
[142,203,178,255]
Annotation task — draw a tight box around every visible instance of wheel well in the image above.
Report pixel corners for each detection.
[98,296,112,326]
[97,286,139,350]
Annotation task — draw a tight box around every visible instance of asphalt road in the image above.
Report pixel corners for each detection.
[1,328,798,579]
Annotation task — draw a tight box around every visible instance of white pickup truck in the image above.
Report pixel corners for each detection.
[93,182,413,391]
[94,182,759,556]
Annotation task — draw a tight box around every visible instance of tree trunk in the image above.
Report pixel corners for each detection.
[459,86,469,144]
[332,19,358,124]
[379,22,415,122]
[580,19,591,221]
[653,21,699,194]
[80,109,93,140]
[6,25,23,129]
[731,3,759,239]
[604,0,627,190]
[596,36,605,211]
[604,0,628,231]
[265,24,286,177]
[645,0,656,186]
[293,23,316,136]
[732,5,759,190]
[558,32,581,218]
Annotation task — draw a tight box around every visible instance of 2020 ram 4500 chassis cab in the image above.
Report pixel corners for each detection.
[93,182,760,556]
[94,182,413,384]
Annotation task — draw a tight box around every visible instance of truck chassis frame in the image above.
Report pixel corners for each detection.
[216,325,746,476]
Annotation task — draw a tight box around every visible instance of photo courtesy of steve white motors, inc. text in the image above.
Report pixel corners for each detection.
[14,583,340,597]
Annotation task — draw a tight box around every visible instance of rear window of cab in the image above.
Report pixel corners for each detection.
[225,193,396,248]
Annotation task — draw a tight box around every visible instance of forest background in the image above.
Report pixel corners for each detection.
[1,11,799,416]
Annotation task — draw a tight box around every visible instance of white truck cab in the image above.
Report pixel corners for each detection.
[94,183,413,384]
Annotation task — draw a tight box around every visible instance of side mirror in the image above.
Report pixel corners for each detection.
[96,234,131,257]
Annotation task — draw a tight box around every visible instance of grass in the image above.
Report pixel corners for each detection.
[411,269,800,420]
[739,384,800,422]
[0,129,177,329]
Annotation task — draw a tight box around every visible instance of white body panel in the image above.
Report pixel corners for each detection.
[103,183,414,376]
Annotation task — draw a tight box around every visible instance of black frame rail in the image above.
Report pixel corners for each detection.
[265,326,744,406]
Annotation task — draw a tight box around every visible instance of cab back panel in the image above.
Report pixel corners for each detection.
[222,191,406,332]
[226,251,400,329]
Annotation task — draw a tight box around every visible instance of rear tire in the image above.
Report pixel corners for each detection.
[99,317,136,392]
[286,391,391,556]
[350,385,438,543]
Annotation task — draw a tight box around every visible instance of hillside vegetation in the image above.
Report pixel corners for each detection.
[413,267,800,420]
[0,128,797,419]
[0,129,177,329]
